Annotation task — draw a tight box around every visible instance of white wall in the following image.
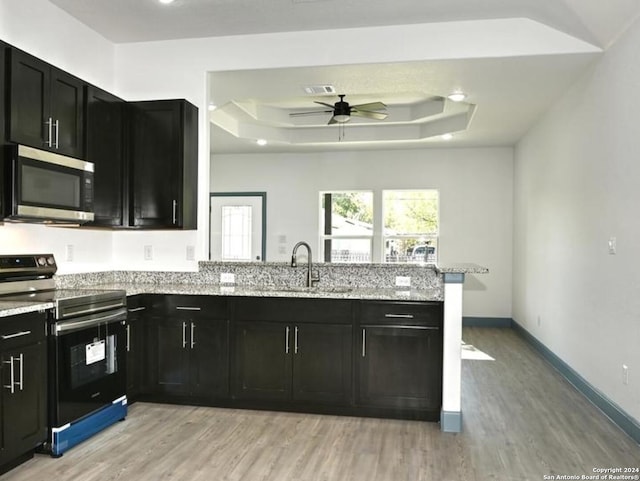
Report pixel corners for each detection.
[513,19,640,420]
[213,148,513,318]
[0,0,116,274]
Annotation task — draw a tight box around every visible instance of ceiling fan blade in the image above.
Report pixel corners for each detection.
[352,101,386,111]
[314,101,336,108]
[290,109,333,117]
[351,110,388,120]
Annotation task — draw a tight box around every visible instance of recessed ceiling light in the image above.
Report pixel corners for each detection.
[441,133,453,140]
[256,139,267,146]
[208,103,217,111]
[447,92,466,102]
[158,0,175,4]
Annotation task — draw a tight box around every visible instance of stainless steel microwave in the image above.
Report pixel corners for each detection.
[2,144,95,223]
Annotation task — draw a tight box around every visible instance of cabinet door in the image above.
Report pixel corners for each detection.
[9,49,50,149]
[189,319,229,398]
[85,86,126,227]
[358,325,442,410]
[292,323,352,405]
[146,317,191,396]
[0,343,47,464]
[129,102,182,228]
[232,321,291,401]
[125,307,147,401]
[50,68,84,157]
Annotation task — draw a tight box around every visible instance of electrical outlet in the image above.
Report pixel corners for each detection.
[65,244,74,262]
[608,237,617,255]
[220,273,235,284]
[622,364,629,385]
[395,276,411,287]
[144,245,153,261]
[186,245,195,261]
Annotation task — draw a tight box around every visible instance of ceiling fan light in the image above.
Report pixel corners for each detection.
[333,114,350,123]
[447,92,466,102]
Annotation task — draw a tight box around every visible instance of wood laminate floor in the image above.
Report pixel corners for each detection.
[2,328,638,481]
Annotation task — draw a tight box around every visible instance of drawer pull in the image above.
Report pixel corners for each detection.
[384,314,414,319]
[1,330,32,340]
[128,307,146,313]
[362,329,366,357]
[176,306,201,311]
[285,326,290,354]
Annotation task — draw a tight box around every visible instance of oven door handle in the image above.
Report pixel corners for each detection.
[54,308,127,335]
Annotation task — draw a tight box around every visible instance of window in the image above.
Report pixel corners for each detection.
[320,192,373,263]
[221,205,252,260]
[383,190,439,264]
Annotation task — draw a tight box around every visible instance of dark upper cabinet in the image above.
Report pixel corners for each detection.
[84,86,126,227]
[1,42,6,217]
[128,100,198,229]
[8,48,85,158]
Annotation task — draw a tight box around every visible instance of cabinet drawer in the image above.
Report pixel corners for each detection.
[163,295,228,319]
[234,296,353,323]
[359,301,442,326]
[0,311,47,349]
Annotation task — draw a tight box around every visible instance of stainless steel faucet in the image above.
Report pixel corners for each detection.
[291,241,320,287]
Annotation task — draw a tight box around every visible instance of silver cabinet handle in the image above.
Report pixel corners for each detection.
[294,326,299,354]
[128,307,146,313]
[126,325,131,352]
[45,117,53,147]
[1,330,32,340]
[362,329,366,357]
[285,326,290,354]
[18,354,24,391]
[176,306,201,311]
[182,322,187,348]
[384,314,414,319]
[3,357,15,394]
[172,200,177,224]
[190,322,195,349]
[54,119,60,148]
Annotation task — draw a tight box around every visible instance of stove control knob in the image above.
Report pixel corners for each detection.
[37,257,47,266]
[47,257,56,266]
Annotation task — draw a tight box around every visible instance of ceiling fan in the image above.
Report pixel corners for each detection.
[290,94,388,125]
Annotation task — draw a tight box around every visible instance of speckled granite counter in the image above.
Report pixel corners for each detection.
[79,282,443,302]
[0,301,53,317]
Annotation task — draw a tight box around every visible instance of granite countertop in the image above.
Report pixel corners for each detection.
[93,282,444,302]
[0,283,443,317]
[0,301,54,318]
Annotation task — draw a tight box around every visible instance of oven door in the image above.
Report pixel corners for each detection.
[51,308,127,427]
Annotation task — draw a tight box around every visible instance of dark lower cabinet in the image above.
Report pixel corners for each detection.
[232,305,352,406]
[144,295,228,401]
[292,323,352,405]
[126,296,149,402]
[357,325,442,410]
[233,321,292,401]
[0,312,47,474]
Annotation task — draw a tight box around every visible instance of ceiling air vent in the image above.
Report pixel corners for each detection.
[303,84,336,95]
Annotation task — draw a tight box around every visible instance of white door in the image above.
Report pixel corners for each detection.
[210,195,264,261]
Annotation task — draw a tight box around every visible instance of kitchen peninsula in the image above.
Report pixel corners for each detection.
[0,261,487,434]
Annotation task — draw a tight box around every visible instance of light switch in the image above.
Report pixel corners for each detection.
[608,237,617,255]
